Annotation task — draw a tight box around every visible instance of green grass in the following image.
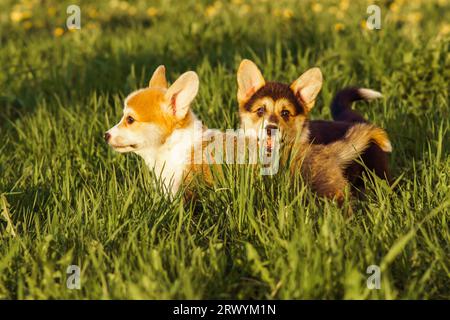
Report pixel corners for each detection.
[0,0,449,299]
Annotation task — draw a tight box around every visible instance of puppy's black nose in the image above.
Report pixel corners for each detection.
[266,125,278,137]
[104,132,111,142]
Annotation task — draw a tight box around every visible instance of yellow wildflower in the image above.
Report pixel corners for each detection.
[334,23,345,32]
[360,20,368,30]
[146,7,159,17]
[10,11,24,22]
[10,10,31,23]
[339,0,349,11]
[239,4,250,16]
[283,9,294,20]
[118,1,129,11]
[54,27,64,37]
[205,2,222,18]
[439,23,450,36]
[390,3,399,13]
[312,3,323,13]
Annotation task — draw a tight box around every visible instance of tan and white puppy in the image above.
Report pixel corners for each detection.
[105,66,210,196]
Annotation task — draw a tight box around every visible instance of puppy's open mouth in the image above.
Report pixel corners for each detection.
[264,133,284,154]
[266,136,273,153]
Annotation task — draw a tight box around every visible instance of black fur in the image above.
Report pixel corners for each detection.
[243,82,304,115]
[331,87,368,122]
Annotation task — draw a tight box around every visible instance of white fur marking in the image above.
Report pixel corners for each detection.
[358,88,383,100]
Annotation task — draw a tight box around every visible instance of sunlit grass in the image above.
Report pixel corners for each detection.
[0,0,449,299]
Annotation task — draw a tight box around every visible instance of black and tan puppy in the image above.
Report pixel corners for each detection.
[237,59,392,203]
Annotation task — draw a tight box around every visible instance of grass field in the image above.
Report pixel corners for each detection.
[0,0,449,299]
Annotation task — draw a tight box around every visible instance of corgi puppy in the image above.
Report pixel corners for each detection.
[105,65,206,196]
[237,59,392,202]
[105,65,263,197]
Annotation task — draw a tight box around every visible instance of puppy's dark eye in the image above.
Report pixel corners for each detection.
[281,110,290,118]
[126,116,135,125]
[256,106,265,117]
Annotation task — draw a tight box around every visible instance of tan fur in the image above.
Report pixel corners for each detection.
[237,59,265,107]
[126,89,169,123]
[287,124,391,204]
[149,65,168,89]
[290,67,323,112]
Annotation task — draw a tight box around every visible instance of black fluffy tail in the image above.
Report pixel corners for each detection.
[331,87,383,123]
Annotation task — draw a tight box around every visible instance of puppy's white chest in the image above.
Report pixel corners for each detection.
[155,146,190,195]
[141,126,197,195]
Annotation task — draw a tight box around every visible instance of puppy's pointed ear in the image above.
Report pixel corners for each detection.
[149,65,168,89]
[237,59,265,107]
[165,71,199,119]
[290,67,323,113]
